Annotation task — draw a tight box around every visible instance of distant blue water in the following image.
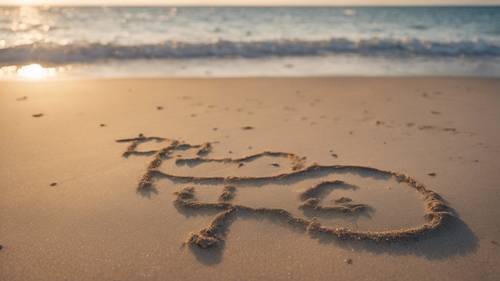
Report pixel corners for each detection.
[0,6,499,77]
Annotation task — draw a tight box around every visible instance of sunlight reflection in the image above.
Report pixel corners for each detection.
[10,6,52,46]
[17,64,56,79]
[0,64,64,80]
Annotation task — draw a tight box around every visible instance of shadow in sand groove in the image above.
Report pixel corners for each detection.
[116,135,478,265]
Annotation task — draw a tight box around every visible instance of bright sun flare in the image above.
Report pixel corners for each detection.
[17,64,56,79]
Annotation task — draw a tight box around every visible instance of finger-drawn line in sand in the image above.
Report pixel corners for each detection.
[298,181,372,215]
[116,134,455,250]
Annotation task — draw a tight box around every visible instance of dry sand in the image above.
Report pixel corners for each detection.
[0,77,499,280]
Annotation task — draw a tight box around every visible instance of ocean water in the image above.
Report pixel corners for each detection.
[0,6,499,79]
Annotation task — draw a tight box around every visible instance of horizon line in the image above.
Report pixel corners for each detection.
[0,4,499,7]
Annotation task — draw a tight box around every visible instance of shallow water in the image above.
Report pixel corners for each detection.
[1,6,499,78]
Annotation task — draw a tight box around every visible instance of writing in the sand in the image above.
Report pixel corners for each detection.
[116,135,454,249]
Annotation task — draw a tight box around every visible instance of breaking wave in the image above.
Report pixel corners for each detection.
[1,37,499,65]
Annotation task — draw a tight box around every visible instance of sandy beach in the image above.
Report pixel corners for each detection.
[1,77,499,280]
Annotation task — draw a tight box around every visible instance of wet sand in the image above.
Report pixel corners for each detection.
[0,77,499,280]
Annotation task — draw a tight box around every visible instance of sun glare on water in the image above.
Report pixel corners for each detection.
[16,64,57,79]
[18,0,37,5]
[0,64,68,80]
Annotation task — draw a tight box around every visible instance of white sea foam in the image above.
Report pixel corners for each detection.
[1,38,499,65]
[0,6,499,77]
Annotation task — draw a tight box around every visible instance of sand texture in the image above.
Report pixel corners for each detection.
[0,77,499,281]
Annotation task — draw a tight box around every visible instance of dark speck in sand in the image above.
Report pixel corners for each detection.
[238,163,244,168]
[442,127,457,133]
[428,173,437,177]
[32,113,44,118]
[16,96,28,101]
[50,182,57,187]
[241,126,254,130]
[99,123,106,127]
[345,258,353,265]
[270,163,280,167]
[491,240,498,245]
[0,245,3,250]
[157,106,164,110]
[331,153,338,158]
[419,125,435,130]
[212,128,218,131]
